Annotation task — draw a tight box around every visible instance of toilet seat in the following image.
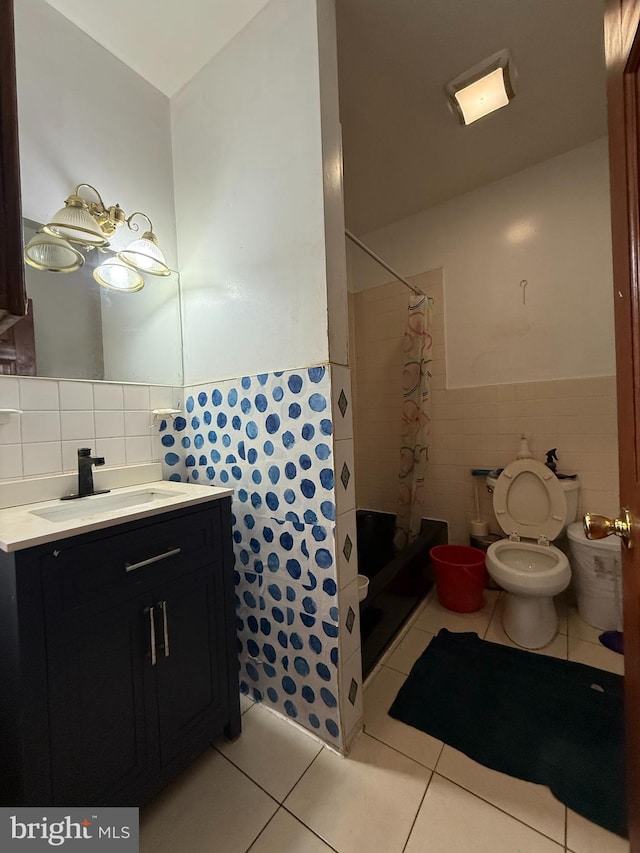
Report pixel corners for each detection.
[492,458,567,543]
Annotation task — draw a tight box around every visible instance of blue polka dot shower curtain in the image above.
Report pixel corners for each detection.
[394,293,433,550]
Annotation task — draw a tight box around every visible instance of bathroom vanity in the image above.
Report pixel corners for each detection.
[0,479,239,807]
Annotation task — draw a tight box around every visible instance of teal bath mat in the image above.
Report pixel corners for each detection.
[389,629,627,838]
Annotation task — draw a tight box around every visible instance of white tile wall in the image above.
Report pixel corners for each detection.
[93,383,124,410]
[1,414,22,445]
[330,363,354,441]
[123,385,150,411]
[19,378,59,410]
[333,438,356,515]
[23,442,62,477]
[126,436,153,465]
[0,445,23,479]
[21,411,60,444]
[335,508,358,590]
[0,377,169,481]
[95,437,127,467]
[337,571,363,746]
[95,411,125,439]
[59,381,93,410]
[339,646,364,746]
[338,576,361,665]
[124,411,152,436]
[0,378,19,409]
[60,411,95,441]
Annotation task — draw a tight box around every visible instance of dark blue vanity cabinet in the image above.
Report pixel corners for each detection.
[0,497,240,807]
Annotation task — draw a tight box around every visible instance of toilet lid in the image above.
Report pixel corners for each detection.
[492,458,567,541]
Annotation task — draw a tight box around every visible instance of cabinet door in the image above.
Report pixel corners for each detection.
[46,592,154,805]
[153,564,228,769]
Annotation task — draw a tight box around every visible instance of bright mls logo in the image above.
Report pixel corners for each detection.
[1,808,138,851]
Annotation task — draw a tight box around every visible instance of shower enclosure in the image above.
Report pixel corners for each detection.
[357,510,446,676]
[346,231,446,677]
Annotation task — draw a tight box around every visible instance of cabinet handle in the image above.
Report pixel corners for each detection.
[145,606,157,666]
[160,600,170,658]
[125,547,181,573]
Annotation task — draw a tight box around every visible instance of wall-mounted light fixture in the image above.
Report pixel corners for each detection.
[445,49,516,126]
[93,258,144,293]
[23,184,171,292]
[22,231,85,273]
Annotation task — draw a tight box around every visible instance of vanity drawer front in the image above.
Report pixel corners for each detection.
[41,505,224,617]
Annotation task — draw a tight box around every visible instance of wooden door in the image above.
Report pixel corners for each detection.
[605,0,640,846]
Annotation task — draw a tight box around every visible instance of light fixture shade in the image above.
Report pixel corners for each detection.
[24,232,85,273]
[118,231,170,276]
[93,258,144,292]
[446,49,515,126]
[44,195,109,247]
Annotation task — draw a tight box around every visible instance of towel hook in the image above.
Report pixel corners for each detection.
[520,279,528,305]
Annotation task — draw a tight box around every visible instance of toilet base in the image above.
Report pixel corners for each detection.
[502,592,558,649]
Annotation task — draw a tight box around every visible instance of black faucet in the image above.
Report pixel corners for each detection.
[61,448,110,501]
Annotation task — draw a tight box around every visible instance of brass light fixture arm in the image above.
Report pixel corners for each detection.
[40,182,162,263]
[70,184,128,237]
[57,184,156,239]
[126,211,154,234]
[75,183,106,209]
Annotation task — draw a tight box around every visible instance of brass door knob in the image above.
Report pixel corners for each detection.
[583,509,633,549]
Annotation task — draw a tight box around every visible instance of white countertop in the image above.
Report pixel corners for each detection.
[0,480,233,553]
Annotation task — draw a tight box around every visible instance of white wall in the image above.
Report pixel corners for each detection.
[17,0,346,387]
[15,0,182,385]
[171,0,332,384]
[317,0,348,367]
[348,138,615,388]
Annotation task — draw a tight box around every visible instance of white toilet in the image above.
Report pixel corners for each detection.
[485,459,579,649]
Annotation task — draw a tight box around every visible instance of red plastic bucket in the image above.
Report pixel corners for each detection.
[430,545,487,613]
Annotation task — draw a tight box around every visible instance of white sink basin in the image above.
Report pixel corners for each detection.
[30,488,182,523]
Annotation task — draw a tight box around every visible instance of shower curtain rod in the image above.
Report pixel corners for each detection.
[345,229,432,300]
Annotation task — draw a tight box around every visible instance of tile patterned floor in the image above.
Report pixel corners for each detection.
[140,589,628,853]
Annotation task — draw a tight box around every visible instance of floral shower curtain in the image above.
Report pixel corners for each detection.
[394,293,433,551]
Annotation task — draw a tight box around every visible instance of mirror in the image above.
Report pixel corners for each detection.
[11,0,183,386]
[21,218,183,384]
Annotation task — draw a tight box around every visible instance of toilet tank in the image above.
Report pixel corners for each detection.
[562,480,579,529]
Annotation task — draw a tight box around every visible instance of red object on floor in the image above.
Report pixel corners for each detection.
[430,544,487,613]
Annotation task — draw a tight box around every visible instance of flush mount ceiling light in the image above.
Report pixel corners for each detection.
[446,49,516,126]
